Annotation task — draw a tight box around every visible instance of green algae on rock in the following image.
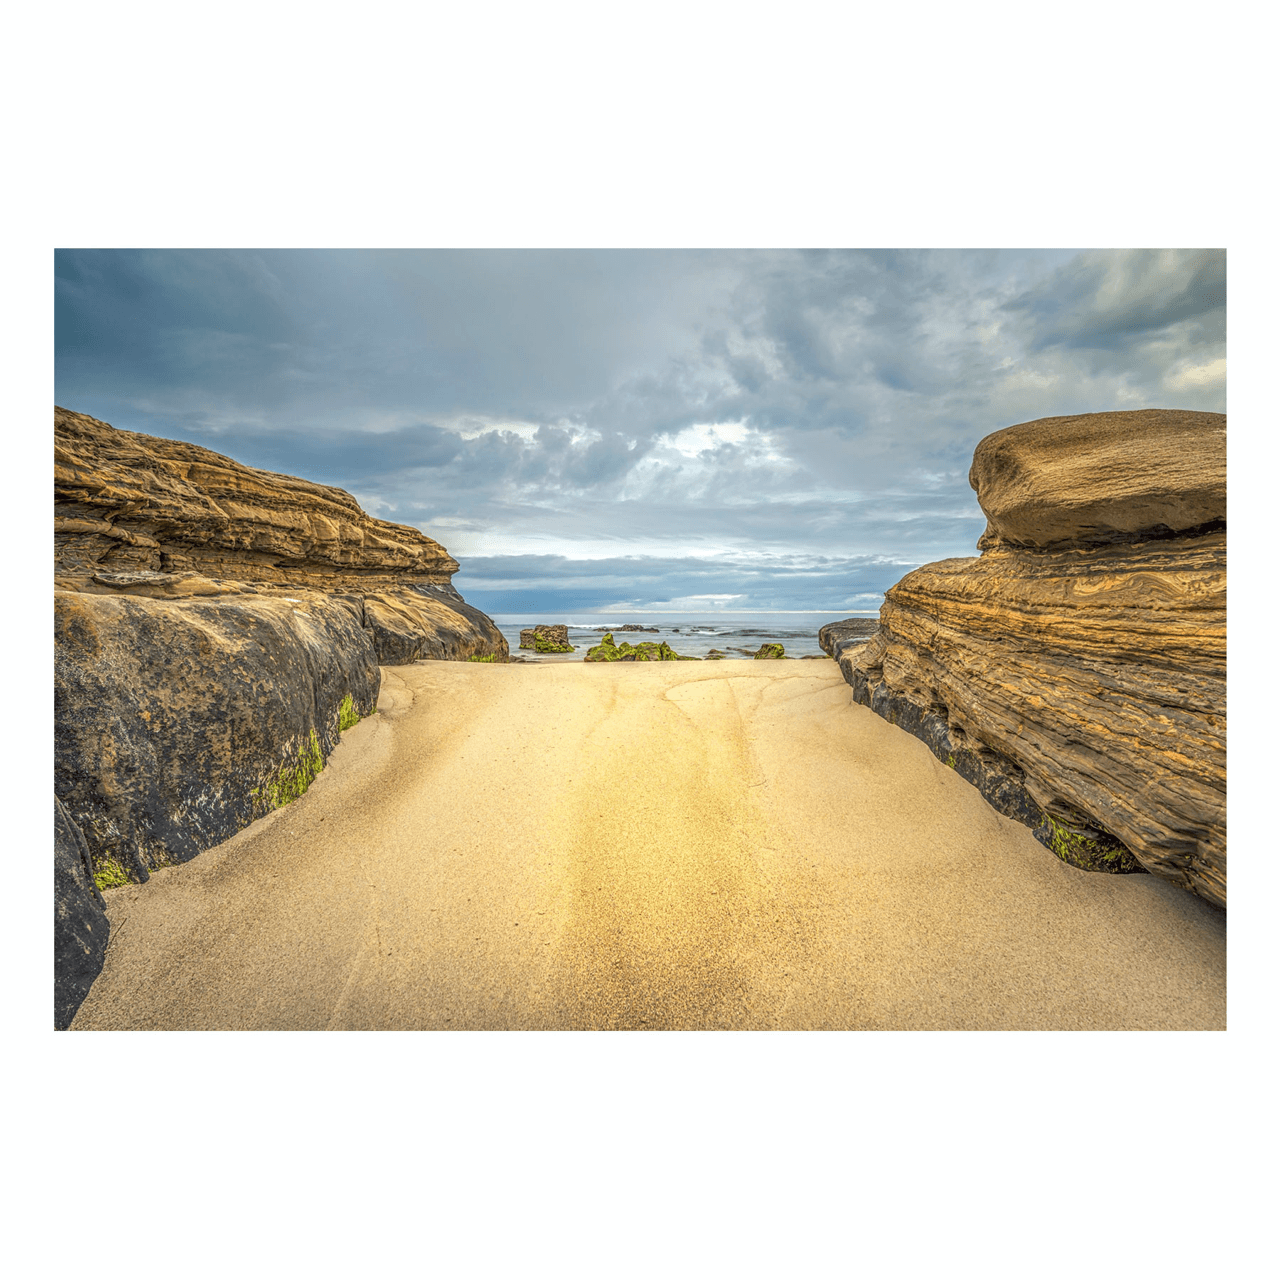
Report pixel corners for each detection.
[519,624,575,653]
[753,643,787,659]
[1034,811,1143,874]
[585,632,699,662]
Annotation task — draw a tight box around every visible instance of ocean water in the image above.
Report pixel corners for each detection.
[490,612,877,662]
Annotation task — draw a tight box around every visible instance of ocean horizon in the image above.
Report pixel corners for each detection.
[490,610,878,661]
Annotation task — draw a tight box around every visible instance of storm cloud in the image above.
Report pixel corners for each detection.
[55,248,1226,613]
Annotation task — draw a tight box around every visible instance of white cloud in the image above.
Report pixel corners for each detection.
[1164,357,1226,392]
[661,421,751,456]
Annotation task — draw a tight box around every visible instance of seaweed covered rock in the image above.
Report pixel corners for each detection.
[55,588,379,886]
[54,798,108,1029]
[753,643,787,659]
[519,624,575,653]
[584,632,697,662]
[841,409,1226,906]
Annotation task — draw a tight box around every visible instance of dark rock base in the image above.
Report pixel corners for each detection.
[55,798,109,1029]
[55,590,380,886]
[844,666,1144,875]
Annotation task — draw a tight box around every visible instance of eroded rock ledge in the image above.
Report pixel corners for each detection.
[54,409,508,1024]
[835,409,1225,907]
[55,407,508,663]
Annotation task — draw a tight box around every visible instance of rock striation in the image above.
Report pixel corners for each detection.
[55,407,507,663]
[54,407,508,1025]
[836,409,1225,907]
[817,617,879,662]
[56,407,458,588]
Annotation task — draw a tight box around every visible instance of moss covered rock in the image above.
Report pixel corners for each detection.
[585,632,697,662]
[753,643,787,659]
[519,624,575,653]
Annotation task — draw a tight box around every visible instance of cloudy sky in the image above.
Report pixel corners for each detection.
[54,248,1225,616]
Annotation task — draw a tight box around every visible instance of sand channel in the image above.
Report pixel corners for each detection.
[72,660,1226,1030]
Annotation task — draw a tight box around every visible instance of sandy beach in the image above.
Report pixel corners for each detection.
[72,661,1225,1031]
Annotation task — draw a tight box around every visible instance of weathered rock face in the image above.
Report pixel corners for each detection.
[364,586,508,663]
[54,799,108,1030]
[818,617,879,662]
[55,588,380,884]
[970,408,1225,550]
[841,409,1226,907]
[53,408,508,1025]
[55,407,458,589]
[54,408,509,664]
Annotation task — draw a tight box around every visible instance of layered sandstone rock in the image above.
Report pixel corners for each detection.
[817,617,878,662]
[55,406,458,588]
[840,409,1225,907]
[54,408,508,1024]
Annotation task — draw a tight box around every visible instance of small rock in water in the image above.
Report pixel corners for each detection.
[519,624,575,653]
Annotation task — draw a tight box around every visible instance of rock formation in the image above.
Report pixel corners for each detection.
[584,633,698,662]
[753,643,787,659]
[520,624,575,653]
[55,407,507,662]
[55,588,380,885]
[54,407,508,1025]
[835,409,1225,907]
[817,617,879,662]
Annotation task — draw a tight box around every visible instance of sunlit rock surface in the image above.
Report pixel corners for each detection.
[840,409,1226,907]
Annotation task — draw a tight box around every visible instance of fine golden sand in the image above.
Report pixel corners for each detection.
[72,661,1225,1030]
